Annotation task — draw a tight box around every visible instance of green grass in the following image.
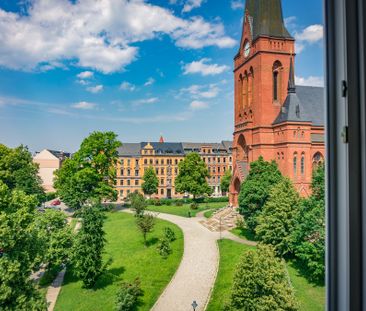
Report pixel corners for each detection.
[230,227,258,242]
[146,202,225,217]
[287,262,325,311]
[203,209,215,218]
[206,239,325,311]
[55,212,184,311]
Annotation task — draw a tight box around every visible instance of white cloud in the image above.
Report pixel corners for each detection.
[77,71,94,79]
[134,97,159,105]
[71,101,97,110]
[120,81,136,91]
[182,0,205,13]
[189,100,209,110]
[183,58,230,76]
[86,85,103,93]
[0,0,235,73]
[284,16,297,29]
[295,24,324,43]
[231,0,244,10]
[296,76,324,87]
[180,84,219,99]
[144,77,155,86]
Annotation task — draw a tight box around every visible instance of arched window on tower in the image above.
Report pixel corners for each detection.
[301,153,305,175]
[293,152,298,177]
[243,72,248,108]
[248,67,254,106]
[239,74,243,112]
[273,61,283,102]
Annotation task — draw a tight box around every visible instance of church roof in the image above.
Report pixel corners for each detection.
[273,85,325,126]
[245,0,293,41]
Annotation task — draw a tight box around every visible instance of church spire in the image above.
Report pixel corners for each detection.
[244,0,292,40]
[288,57,296,93]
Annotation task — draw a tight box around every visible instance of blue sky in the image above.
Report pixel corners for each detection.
[0,0,324,152]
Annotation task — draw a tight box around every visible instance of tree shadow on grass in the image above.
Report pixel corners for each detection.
[93,266,126,290]
[289,260,325,287]
[145,237,159,247]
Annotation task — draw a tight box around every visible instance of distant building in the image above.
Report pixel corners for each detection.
[230,0,325,206]
[116,139,232,200]
[33,149,71,192]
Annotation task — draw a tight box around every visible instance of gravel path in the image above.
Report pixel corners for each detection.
[148,212,219,311]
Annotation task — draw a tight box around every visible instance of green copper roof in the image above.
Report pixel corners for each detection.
[245,0,293,40]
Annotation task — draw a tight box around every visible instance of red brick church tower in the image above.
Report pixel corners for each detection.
[230,0,325,206]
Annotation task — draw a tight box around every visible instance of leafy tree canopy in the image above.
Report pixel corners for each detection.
[292,164,325,284]
[0,181,47,310]
[54,131,121,209]
[228,244,298,311]
[256,178,300,257]
[175,152,212,199]
[220,169,232,194]
[0,144,45,205]
[141,166,158,196]
[238,156,283,232]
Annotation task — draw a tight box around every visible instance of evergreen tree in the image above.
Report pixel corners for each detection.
[220,169,232,195]
[141,167,158,197]
[73,206,106,288]
[175,152,212,199]
[292,164,325,284]
[0,181,47,310]
[228,244,298,311]
[256,178,300,257]
[54,131,121,209]
[238,157,283,233]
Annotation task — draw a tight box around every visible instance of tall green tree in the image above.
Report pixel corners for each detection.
[141,167,158,197]
[128,192,146,217]
[35,209,74,272]
[0,144,45,205]
[238,157,283,232]
[73,206,106,288]
[175,152,212,199]
[292,164,325,284]
[220,169,232,194]
[228,244,298,311]
[54,131,121,209]
[0,181,47,310]
[256,178,300,257]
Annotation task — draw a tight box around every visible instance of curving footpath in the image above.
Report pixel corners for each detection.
[122,210,256,311]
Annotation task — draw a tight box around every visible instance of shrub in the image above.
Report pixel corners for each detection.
[153,199,162,206]
[157,238,172,258]
[165,200,172,206]
[175,200,183,207]
[164,227,176,242]
[128,192,146,217]
[115,278,143,311]
[45,192,57,202]
[190,202,199,210]
[228,244,298,311]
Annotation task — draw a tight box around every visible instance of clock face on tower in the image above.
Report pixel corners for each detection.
[244,41,250,58]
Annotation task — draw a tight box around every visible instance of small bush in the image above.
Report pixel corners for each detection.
[164,227,176,242]
[175,200,183,206]
[45,192,57,202]
[190,202,199,210]
[115,278,143,311]
[157,238,172,259]
[165,200,172,206]
[153,199,162,206]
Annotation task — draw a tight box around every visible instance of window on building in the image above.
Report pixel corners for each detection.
[161,168,164,174]
[312,152,324,169]
[135,170,139,176]
[120,180,123,186]
[127,169,130,176]
[119,190,123,196]
[120,159,124,165]
[120,169,124,176]
[144,159,147,165]
[127,159,131,166]
[293,153,298,176]
[175,159,178,165]
[301,153,305,175]
[218,167,221,173]
[135,159,139,166]
[155,159,159,165]
[127,180,131,186]
[161,178,164,185]
[150,159,153,165]
[223,157,226,163]
[160,189,164,195]
[135,180,139,186]
[273,61,282,102]
[155,168,159,175]
[175,168,178,174]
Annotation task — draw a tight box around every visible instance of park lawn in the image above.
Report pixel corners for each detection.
[204,209,215,218]
[147,202,225,217]
[230,227,258,242]
[55,212,184,311]
[206,239,325,311]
